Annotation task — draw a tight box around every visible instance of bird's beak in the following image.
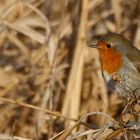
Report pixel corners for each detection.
[89,44,99,49]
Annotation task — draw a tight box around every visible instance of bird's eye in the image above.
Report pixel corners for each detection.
[106,43,111,48]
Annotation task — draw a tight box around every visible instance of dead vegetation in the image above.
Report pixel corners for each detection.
[0,0,140,140]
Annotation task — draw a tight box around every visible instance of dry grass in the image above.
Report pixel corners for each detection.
[0,0,140,140]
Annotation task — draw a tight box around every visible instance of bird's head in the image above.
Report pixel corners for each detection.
[89,33,132,74]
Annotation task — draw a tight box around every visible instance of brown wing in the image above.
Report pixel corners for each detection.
[126,47,140,73]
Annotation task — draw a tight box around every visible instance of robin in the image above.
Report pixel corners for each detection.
[89,33,140,100]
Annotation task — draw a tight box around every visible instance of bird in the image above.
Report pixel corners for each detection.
[89,33,140,101]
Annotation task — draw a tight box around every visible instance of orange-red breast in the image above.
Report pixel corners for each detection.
[89,33,140,99]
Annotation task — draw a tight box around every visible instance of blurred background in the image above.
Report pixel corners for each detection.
[0,0,139,139]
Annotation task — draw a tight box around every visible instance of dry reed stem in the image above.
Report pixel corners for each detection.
[96,69,108,125]
[88,10,114,29]
[111,0,122,32]
[93,107,140,140]
[62,0,89,126]
[56,107,140,139]
[89,0,103,10]
[0,97,77,122]
[134,23,140,49]
[51,111,114,139]
[0,133,31,140]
